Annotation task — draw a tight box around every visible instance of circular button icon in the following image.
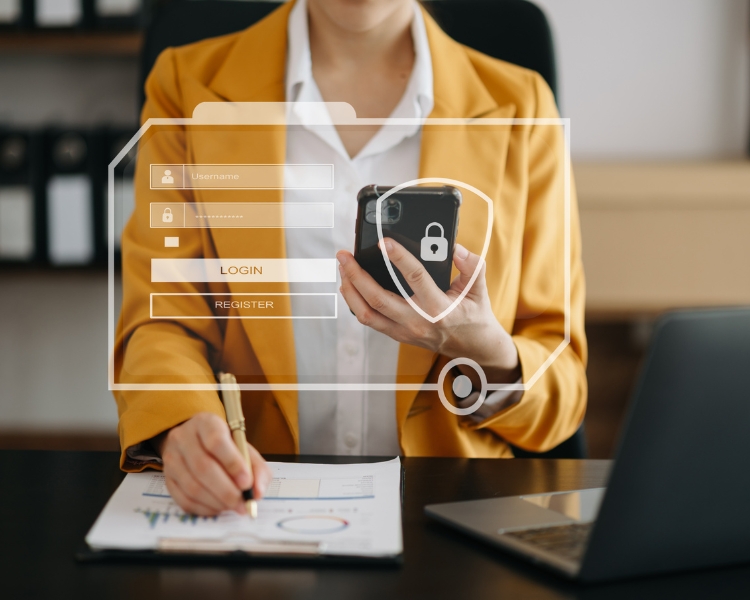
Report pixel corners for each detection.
[437,358,487,416]
[452,374,473,399]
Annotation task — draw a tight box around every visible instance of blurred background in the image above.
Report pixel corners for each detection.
[0,0,748,458]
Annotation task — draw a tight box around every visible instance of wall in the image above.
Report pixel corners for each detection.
[534,0,750,159]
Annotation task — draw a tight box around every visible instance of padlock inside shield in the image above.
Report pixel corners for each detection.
[420,222,448,262]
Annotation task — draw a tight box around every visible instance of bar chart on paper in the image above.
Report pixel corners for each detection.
[135,507,218,528]
[264,475,374,500]
[142,472,375,501]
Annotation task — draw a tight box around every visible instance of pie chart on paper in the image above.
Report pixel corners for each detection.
[276,515,350,534]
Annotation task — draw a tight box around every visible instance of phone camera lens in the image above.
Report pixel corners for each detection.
[384,204,400,224]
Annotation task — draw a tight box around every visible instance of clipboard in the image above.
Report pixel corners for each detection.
[75,545,403,567]
[79,459,405,566]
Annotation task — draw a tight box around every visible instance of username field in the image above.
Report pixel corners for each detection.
[150,164,333,190]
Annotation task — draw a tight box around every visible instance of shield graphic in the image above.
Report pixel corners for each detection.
[375,177,494,323]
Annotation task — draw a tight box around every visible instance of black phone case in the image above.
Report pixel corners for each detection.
[354,185,461,296]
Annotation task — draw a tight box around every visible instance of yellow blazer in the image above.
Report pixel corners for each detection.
[115,1,587,470]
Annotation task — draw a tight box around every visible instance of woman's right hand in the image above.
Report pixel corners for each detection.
[157,412,273,516]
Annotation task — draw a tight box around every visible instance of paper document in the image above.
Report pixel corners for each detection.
[86,458,402,558]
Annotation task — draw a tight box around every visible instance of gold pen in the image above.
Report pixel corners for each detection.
[219,372,258,519]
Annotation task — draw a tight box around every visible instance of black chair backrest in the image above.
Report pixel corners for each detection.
[140,0,557,106]
[426,0,557,97]
[139,0,584,458]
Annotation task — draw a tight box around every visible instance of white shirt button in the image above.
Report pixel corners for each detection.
[345,343,359,356]
[344,432,358,448]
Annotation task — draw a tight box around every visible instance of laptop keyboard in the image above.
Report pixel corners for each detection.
[503,522,593,562]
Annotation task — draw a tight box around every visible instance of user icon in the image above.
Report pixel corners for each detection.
[161,169,174,184]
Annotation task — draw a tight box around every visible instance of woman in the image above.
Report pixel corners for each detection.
[115,0,587,516]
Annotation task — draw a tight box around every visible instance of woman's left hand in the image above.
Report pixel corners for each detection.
[337,239,520,384]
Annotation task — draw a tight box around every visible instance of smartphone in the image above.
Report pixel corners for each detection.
[354,184,462,296]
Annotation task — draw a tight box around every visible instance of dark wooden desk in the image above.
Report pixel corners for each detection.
[2,450,749,599]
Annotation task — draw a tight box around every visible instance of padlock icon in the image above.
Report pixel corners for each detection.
[162,208,173,223]
[420,222,448,262]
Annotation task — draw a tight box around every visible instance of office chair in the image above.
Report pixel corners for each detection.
[138,0,586,458]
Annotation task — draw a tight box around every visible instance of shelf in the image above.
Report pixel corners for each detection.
[0,30,143,57]
[0,264,110,275]
[576,161,750,318]
[575,161,750,209]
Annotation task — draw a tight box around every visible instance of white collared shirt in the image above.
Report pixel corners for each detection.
[283,0,433,455]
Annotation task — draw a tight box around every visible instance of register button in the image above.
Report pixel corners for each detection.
[214,299,275,310]
[150,293,337,320]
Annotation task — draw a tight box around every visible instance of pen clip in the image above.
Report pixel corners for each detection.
[227,417,246,433]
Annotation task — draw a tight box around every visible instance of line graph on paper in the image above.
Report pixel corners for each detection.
[136,475,225,530]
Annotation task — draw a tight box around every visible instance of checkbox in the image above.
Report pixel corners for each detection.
[164,237,179,248]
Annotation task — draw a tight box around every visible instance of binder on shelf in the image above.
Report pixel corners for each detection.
[0,130,41,264]
[0,0,36,30]
[34,0,94,29]
[0,0,22,27]
[43,128,96,266]
[94,126,137,265]
[94,0,143,30]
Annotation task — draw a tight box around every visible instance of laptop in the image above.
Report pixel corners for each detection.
[425,308,750,583]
